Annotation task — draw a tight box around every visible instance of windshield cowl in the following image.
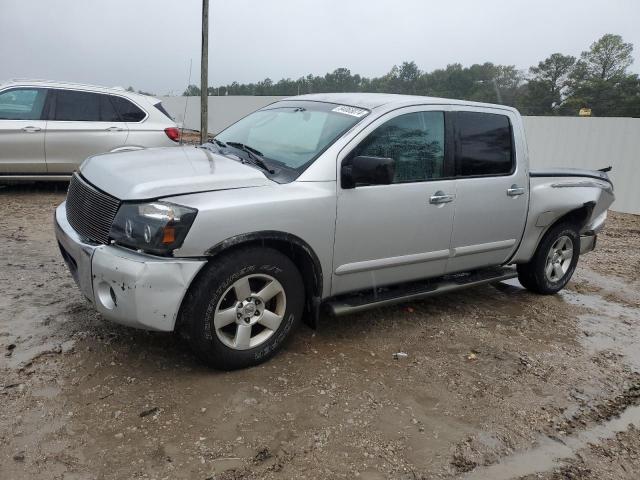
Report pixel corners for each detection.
[201,142,294,183]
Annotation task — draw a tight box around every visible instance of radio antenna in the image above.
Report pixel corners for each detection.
[180,58,193,145]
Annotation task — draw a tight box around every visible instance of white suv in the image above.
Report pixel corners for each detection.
[0,80,180,179]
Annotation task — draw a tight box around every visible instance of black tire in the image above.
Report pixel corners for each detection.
[516,222,580,295]
[180,247,304,370]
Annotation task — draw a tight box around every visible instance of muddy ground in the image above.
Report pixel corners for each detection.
[1,184,639,480]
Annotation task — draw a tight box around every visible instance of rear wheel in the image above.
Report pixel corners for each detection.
[517,222,580,294]
[181,247,304,370]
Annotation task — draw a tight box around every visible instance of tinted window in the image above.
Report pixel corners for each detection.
[154,102,173,120]
[456,112,513,176]
[0,88,47,120]
[111,96,146,122]
[350,111,445,183]
[53,90,120,122]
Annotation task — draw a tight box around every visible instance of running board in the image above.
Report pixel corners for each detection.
[325,266,518,316]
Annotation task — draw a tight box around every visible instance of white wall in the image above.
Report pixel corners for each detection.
[523,117,639,214]
[160,96,285,135]
[161,97,639,214]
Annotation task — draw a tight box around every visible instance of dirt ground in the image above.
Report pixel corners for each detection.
[1,184,639,480]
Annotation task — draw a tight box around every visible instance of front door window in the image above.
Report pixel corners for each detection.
[348,111,445,183]
[0,88,47,120]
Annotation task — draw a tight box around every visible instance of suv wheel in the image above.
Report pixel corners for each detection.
[181,247,304,370]
[517,222,580,295]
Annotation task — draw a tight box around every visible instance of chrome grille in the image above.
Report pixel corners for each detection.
[66,173,120,244]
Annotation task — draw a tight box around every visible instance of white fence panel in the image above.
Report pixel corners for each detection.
[160,96,285,135]
[523,117,639,214]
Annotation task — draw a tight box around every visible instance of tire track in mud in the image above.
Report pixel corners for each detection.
[455,274,640,480]
[462,398,640,480]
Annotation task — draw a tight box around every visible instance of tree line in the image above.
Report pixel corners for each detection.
[182,34,640,117]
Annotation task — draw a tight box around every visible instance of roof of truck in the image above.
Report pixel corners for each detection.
[287,92,518,113]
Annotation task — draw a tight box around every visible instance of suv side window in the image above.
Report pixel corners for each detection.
[350,111,445,183]
[110,96,146,122]
[53,90,120,122]
[455,111,513,176]
[0,88,47,120]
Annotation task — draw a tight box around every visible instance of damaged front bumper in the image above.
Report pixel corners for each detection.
[55,202,206,331]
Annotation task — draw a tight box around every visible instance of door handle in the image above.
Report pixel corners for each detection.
[105,126,125,132]
[507,185,526,197]
[429,191,455,205]
[22,126,41,133]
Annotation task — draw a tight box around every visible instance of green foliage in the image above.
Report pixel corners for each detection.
[182,34,638,117]
[521,53,576,114]
[579,34,633,81]
[563,34,639,116]
[182,84,201,96]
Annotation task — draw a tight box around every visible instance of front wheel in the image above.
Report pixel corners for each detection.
[181,247,304,370]
[517,222,580,295]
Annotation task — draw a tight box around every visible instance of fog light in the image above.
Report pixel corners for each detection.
[96,281,117,310]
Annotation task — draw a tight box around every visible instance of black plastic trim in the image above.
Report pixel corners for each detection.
[204,230,324,327]
[530,170,612,184]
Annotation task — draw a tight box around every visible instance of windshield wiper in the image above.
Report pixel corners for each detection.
[225,141,275,174]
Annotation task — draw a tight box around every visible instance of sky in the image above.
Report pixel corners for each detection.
[1,0,639,95]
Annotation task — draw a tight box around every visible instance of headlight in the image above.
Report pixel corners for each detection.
[109,202,197,255]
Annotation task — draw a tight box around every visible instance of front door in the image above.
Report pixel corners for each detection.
[45,89,129,173]
[446,108,529,273]
[0,87,48,174]
[332,106,456,296]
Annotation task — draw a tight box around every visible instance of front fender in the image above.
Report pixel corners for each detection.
[110,146,146,153]
[202,230,325,329]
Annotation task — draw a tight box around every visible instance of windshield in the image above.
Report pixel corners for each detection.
[215,101,369,172]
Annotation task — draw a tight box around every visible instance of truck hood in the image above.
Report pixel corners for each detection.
[79,146,272,200]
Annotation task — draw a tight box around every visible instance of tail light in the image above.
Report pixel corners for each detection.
[164,127,180,142]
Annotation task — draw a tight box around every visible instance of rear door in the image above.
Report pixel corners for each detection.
[332,106,457,295]
[110,95,163,146]
[0,87,48,174]
[446,108,529,273]
[45,89,129,173]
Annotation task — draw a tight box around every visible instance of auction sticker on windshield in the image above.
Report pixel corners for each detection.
[331,105,368,117]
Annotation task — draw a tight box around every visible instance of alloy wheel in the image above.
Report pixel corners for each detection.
[213,273,286,350]
[545,235,574,282]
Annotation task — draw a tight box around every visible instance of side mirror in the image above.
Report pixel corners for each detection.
[341,156,395,189]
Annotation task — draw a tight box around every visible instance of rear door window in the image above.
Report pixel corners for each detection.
[110,96,146,122]
[53,90,120,122]
[0,88,47,120]
[154,102,173,120]
[455,111,513,176]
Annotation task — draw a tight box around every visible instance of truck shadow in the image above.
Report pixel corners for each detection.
[59,279,547,377]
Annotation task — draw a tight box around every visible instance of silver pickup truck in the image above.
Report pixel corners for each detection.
[55,93,614,369]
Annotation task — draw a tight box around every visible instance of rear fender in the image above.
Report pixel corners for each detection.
[511,176,614,263]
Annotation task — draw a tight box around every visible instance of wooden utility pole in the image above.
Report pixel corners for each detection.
[200,0,209,144]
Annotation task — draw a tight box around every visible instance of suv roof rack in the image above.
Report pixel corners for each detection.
[5,79,137,94]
